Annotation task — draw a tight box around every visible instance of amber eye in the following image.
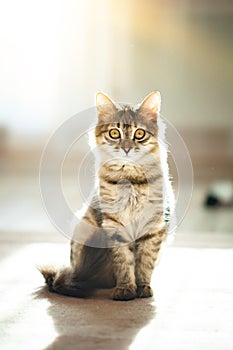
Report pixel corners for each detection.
[109,128,120,139]
[134,129,145,140]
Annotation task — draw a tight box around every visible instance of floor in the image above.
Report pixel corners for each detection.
[0,174,233,350]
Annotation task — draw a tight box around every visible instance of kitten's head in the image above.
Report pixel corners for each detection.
[95,91,161,163]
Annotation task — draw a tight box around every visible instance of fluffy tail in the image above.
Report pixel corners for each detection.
[39,246,114,298]
[39,265,89,297]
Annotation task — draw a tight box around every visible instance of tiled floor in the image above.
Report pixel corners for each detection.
[0,174,233,349]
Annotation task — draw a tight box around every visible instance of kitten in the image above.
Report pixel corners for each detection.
[40,91,174,301]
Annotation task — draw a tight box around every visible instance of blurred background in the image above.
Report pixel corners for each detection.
[0,0,232,238]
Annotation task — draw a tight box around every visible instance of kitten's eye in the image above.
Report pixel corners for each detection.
[109,129,120,139]
[134,129,145,140]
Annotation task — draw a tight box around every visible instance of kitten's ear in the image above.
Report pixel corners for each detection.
[138,91,161,121]
[96,92,117,122]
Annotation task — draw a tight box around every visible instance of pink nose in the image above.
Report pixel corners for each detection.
[121,140,133,155]
[122,147,131,154]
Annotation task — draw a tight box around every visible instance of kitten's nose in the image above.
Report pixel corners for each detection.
[121,140,133,155]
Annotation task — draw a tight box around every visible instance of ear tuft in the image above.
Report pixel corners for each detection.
[96,92,117,122]
[138,91,161,119]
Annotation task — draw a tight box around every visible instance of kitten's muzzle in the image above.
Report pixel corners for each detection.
[121,139,134,155]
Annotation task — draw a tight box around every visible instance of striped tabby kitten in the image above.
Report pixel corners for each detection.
[41,91,174,301]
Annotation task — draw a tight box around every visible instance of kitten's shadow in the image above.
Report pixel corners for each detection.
[34,286,156,350]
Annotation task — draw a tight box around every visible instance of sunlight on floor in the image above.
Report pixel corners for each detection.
[130,248,233,350]
[0,244,70,350]
[6,299,58,350]
[1,242,233,350]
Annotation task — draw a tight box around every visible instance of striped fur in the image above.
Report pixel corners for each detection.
[40,91,173,300]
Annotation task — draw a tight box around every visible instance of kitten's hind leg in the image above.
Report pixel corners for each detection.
[39,266,88,298]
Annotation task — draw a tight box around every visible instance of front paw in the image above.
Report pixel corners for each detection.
[137,285,153,298]
[112,284,137,301]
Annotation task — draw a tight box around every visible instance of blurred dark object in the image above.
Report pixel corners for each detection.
[205,195,220,207]
[204,180,233,208]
